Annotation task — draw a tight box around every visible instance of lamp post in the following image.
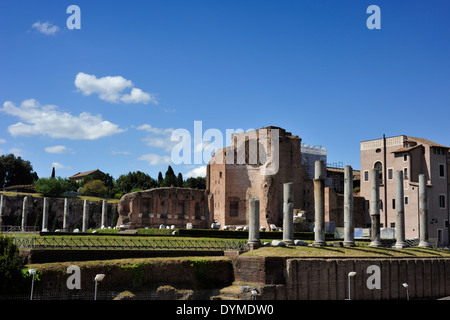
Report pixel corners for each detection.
[94,274,105,300]
[347,271,357,300]
[28,269,36,300]
[402,283,409,300]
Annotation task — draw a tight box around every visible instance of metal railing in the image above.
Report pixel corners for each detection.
[13,236,248,251]
[0,225,40,232]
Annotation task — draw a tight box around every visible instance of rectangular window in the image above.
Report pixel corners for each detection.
[392,199,395,209]
[403,168,408,180]
[403,154,408,162]
[405,197,409,205]
[229,200,239,216]
[364,170,369,182]
[439,164,445,177]
[439,195,446,208]
[388,168,393,180]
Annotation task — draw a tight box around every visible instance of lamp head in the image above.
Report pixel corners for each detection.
[402,283,408,288]
[95,274,105,282]
[28,269,36,275]
[348,271,357,277]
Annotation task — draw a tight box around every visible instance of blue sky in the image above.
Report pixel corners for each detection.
[1,0,449,181]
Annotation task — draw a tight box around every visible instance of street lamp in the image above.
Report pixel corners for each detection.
[28,269,36,300]
[94,274,105,300]
[347,271,357,300]
[402,283,409,300]
[250,289,259,301]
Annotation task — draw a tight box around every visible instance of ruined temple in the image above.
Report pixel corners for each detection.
[206,126,314,230]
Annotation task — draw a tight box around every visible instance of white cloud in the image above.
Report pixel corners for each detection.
[138,153,172,166]
[136,124,173,135]
[45,145,73,154]
[111,150,131,155]
[9,147,24,157]
[52,162,71,170]
[1,99,125,140]
[74,72,157,104]
[32,21,60,35]
[185,166,207,178]
[0,138,6,144]
[138,124,177,152]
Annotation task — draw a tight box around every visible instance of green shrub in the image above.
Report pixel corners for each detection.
[34,177,72,197]
[0,235,28,294]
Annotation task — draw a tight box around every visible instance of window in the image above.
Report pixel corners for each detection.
[229,198,239,216]
[403,154,408,162]
[405,197,409,205]
[388,168,393,180]
[439,164,445,178]
[374,162,383,184]
[219,171,223,178]
[392,199,395,209]
[439,195,446,208]
[364,170,369,182]
[390,222,395,228]
[403,168,408,180]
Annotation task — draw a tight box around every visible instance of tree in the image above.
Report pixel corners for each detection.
[162,165,177,187]
[0,235,27,294]
[177,172,183,187]
[82,179,107,197]
[34,177,72,197]
[0,154,38,188]
[157,172,164,187]
[115,171,157,194]
[184,176,206,189]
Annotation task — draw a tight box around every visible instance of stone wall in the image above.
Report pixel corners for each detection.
[233,256,450,300]
[0,194,116,231]
[116,187,208,229]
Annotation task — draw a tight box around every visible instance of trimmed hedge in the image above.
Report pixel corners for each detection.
[177,228,335,240]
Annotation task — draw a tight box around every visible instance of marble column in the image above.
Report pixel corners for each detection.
[282,182,294,245]
[42,197,49,232]
[394,170,408,248]
[21,196,28,231]
[248,196,260,249]
[418,174,431,247]
[369,169,382,247]
[343,166,355,246]
[82,199,89,233]
[313,160,326,246]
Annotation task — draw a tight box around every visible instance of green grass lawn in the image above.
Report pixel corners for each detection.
[244,242,450,258]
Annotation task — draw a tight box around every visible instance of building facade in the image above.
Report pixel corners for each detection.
[360,135,450,245]
[206,126,315,230]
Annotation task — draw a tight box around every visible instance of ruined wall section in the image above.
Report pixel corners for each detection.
[117,187,208,229]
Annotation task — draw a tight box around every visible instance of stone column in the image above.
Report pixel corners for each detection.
[21,196,28,231]
[394,170,408,248]
[248,196,260,249]
[101,200,107,229]
[313,160,326,246]
[343,166,355,246]
[0,194,4,229]
[63,198,69,231]
[282,182,294,245]
[82,199,89,233]
[369,169,382,247]
[42,197,49,232]
[418,174,431,247]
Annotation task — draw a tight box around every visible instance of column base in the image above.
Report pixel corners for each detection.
[282,240,294,246]
[393,242,409,249]
[369,240,382,247]
[343,241,356,247]
[247,242,261,250]
[313,240,327,246]
[418,241,432,248]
